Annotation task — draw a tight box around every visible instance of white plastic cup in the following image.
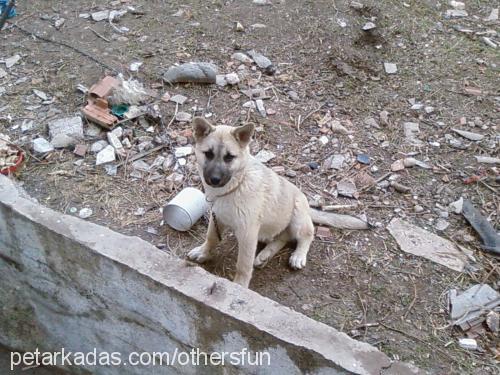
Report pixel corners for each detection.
[163,187,208,231]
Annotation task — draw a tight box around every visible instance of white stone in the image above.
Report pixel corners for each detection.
[49,116,83,140]
[384,62,398,74]
[319,136,329,145]
[170,94,187,105]
[96,145,116,165]
[255,99,266,117]
[458,338,477,350]
[175,146,193,158]
[110,126,123,139]
[5,55,21,69]
[485,8,498,22]
[51,134,77,148]
[175,111,192,122]
[445,9,468,18]
[107,132,123,151]
[242,101,256,109]
[90,140,108,154]
[225,72,240,85]
[255,150,275,163]
[231,52,253,64]
[78,208,93,219]
[33,89,48,101]
[91,10,110,22]
[32,138,54,153]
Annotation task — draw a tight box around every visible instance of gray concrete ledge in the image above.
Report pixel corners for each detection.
[0,175,422,374]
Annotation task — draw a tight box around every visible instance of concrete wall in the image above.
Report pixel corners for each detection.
[0,175,422,375]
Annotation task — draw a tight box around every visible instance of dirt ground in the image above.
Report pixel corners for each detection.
[1,0,499,373]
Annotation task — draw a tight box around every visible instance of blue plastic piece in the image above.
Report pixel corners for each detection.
[0,0,16,19]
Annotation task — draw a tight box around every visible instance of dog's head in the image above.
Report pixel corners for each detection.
[192,117,254,188]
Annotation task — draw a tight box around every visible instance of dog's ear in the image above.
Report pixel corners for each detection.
[192,117,215,142]
[232,123,254,147]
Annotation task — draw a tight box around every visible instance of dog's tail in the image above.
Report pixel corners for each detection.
[309,208,370,230]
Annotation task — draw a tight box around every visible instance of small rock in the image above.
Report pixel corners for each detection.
[458,338,477,351]
[411,103,424,110]
[242,101,256,109]
[91,10,110,22]
[403,122,422,145]
[379,110,389,125]
[445,9,468,18]
[449,197,464,214]
[73,144,88,157]
[364,117,380,128]
[255,99,266,117]
[33,89,49,101]
[132,160,150,172]
[316,226,333,240]
[325,154,345,170]
[319,135,329,145]
[235,21,244,32]
[104,164,117,176]
[485,8,499,22]
[424,106,435,114]
[225,72,240,85]
[90,140,109,154]
[0,68,6,78]
[170,94,188,105]
[391,159,405,172]
[414,205,424,213]
[481,37,497,49]
[32,138,54,153]
[285,170,297,178]
[134,207,146,216]
[96,145,116,165]
[308,161,320,170]
[110,126,123,139]
[350,1,364,10]
[51,134,77,148]
[54,18,65,29]
[337,180,358,198]
[175,146,194,158]
[129,61,143,72]
[255,150,276,163]
[362,22,376,31]
[20,120,34,132]
[163,62,218,84]
[288,91,300,101]
[357,154,370,165]
[166,172,184,185]
[449,1,465,10]
[175,111,192,122]
[452,128,484,141]
[107,132,124,151]
[246,50,275,75]
[486,311,499,333]
[85,123,102,137]
[384,63,398,74]
[78,208,93,219]
[231,52,253,64]
[5,55,21,69]
[435,218,449,231]
[49,116,84,140]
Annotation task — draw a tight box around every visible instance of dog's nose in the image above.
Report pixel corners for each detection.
[209,176,221,186]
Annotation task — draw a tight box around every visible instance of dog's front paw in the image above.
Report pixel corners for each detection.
[187,246,211,263]
[289,253,307,270]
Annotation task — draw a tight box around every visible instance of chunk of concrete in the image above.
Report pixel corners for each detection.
[388,218,470,272]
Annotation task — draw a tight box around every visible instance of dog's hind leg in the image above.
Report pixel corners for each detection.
[187,215,224,263]
[288,199,314,270]
[253,233,288,268]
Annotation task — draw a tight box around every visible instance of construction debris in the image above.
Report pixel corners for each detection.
[387,218,470,272]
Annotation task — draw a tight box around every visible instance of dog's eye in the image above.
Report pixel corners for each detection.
[223,153,235,163]
[204,150,214,160]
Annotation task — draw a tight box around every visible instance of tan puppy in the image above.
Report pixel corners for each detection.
[188,117,314,288]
